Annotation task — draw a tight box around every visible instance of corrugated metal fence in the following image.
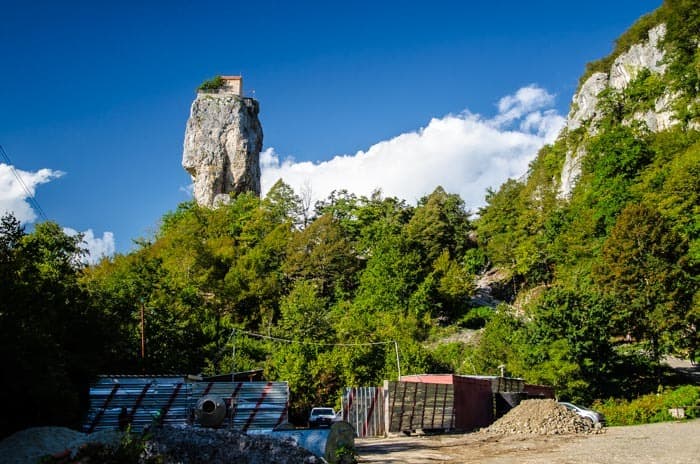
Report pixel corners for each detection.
[388,381,455,433]
[83,376,288,433]
[341,387,385,437]
[192,381,288,431]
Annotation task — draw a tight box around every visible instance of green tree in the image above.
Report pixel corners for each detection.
[409,251,473,323]
[406,186,473,262]
[0,217,106,438]
[471,307,526,376]
[268,281,338,419]
[277,280,332,340]
[476,179,526,275]
[594,204,694,362]
[263,179,305,228]
[283,214,360,299]
[526,286,616,400]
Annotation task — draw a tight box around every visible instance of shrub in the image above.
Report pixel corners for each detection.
[662,385,700,418]
[462,247,488,275]
[198,75,224,91]
[459,306,493,329]
[431,341,478,375]
[335,444,358,464]
[593,385,700,425]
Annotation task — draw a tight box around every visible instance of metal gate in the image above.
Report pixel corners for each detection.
[341,387,385,437]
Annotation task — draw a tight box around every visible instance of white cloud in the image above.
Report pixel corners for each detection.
[494,85,556,126]
[261,85,566,212]
[0,163,114,263]
[0,163,64,222]
[519,109,564,142]
[63,227,116,265]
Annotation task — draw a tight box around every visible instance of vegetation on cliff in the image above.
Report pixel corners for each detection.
[467,0,699,406]
[197,75,224,91]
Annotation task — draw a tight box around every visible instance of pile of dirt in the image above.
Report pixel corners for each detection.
[484,399,600,435]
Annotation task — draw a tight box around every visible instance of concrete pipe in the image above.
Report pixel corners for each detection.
[268,421,355,463]
[194,395,226,427]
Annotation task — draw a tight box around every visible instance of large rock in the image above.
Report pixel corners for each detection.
[558,23,672,199]
[558,145,586,200]
[609,23,667,90]
[183,92,263,207]
[566,24,668,135]
[567,72,608,132]
[631,90,678,133]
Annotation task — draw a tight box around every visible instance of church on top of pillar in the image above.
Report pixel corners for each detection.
[220,76,243,95]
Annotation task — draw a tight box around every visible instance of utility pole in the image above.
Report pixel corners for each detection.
[141,300,146,360]
[394,341,401,380]
[231,329,236,372]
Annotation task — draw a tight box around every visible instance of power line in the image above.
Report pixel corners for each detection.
[0,144,49,222]
[223,328,402,379]
[234,328,397,347]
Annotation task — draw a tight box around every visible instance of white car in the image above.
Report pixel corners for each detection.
[559,401,606,425]
[308,407,337,428]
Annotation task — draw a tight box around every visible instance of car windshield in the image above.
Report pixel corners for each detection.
[313,408,334,415]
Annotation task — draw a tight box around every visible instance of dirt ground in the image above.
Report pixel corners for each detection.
[356,419,700,463]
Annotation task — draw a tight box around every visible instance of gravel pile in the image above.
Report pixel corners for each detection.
[0,426,320,464]
[0,427,85,464]
[484,399,601,435]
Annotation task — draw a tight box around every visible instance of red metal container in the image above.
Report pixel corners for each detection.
[400,374,554,431]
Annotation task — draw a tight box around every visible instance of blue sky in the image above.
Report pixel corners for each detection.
[0,0,661,259]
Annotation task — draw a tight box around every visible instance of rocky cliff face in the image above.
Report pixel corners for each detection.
[558,23,675,199]
[182,93,263,207]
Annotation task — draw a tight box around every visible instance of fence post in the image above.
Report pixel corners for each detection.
[383,380,390,436]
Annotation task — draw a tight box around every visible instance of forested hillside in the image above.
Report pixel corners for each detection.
[474,0,699,400]
[1,0,698,438]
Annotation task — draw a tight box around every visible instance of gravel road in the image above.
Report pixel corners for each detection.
[356,419,700,463]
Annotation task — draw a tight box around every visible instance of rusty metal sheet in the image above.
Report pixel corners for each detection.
[388,381,455,433]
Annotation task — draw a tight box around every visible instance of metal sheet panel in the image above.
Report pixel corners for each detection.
[342,387,385,437]
[83,376,288,433]
[388,381,455,433]
[491,376,525,393]
[523,383,555,398]
[191,381,289,432]
[83,376,192,433]
[453,376,494,430]
[400,374,455,384]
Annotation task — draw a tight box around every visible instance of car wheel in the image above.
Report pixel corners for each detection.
[583,417,594,426]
